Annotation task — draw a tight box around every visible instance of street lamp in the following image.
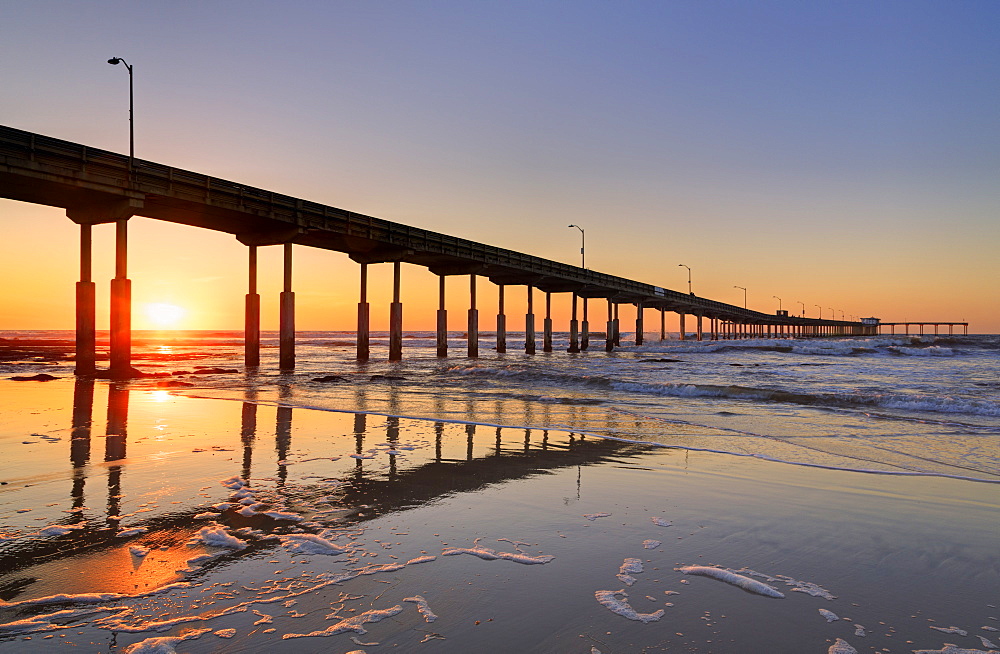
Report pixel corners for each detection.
[567,224,585,268]
[734,285,747,309]
[107,57,134,171]
[678,264,692,295]
[838,309,845,321]
[796,300,805,317]
[828,308,835,321]
[814,304,822,319]
[772,295,782,312]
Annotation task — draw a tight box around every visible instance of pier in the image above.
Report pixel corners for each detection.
[0,125,958,376]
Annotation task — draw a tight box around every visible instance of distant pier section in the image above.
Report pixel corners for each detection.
[0,125,968,376]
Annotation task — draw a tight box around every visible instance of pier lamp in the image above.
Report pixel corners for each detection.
[839,310,845,321]
[796,301,805,317]
[107,57,134,171]
[773,295,782,312]
[815,305,822,319]
[567,224,585,269]
[828,308,835,321]
[678,264,692,295]
[734,285,747,309]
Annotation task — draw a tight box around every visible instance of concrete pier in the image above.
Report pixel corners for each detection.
[468,274,479,358]
[109,219,131,377]
[543,292,553,352]
[660,308,666,341]
[679,312,686,341]
[581,297,589,351]
[695,312,703,341]
[613,303,621,347]
[278,243,295,370]
[245,245,260,368]
[389,261,403,361]
[525,286,536,355]
[496,284,507,353]
[436,275,447,357]
[357,263,370,361]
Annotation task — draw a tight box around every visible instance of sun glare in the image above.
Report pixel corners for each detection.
[144,303,186,329]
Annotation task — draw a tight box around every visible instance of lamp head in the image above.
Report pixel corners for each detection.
[108,57,121,65]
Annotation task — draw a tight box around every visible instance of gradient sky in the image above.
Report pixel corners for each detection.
[2,0,998,332]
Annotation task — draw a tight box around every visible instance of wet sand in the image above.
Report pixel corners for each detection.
[1,378,998,653]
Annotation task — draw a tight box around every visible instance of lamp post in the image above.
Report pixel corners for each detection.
[815,304,822,319]
[107,57,134,172]
[678,264,692,295]
[567,224,585,269]
[773,295,782,312]
[796,301,805,317]
[838,309,845,321]
[828,308,835,321]
[734,285,746,309]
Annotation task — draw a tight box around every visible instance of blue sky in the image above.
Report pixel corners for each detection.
[2,1,998,330]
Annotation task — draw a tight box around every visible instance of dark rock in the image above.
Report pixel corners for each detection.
[156,380,195,388]
[10,373,59,381]
[312,375,347,383]
[369,375,405,381]
[187,367,239,374]
[639,358,683,363]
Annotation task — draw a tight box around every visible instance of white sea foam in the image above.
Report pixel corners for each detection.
[819,608,840,622]
[650,517,672,527]
[931,626,969,636]
[121,627,211,653]
[594,590,664,623]
[677,566,784,598]
[584,512,612,521]
[279,533,347,555]
[912,646,1000,654]
[979,635,999,649]
[642,539,661,549]
[188,525,248,550]
[282,605,404,639]
[404,595,438,622]
[617,558,643,586]
[442,544,555,565]
[828,638,858,654]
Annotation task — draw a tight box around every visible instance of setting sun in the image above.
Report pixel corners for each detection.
[144,303,186,329]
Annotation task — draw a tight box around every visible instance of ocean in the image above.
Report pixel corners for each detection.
[0,330,998,652]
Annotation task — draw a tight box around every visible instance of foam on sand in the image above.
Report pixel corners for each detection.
[404,595,438,622]
[187,525,248,550]
[642,539,662,549]
[442,539,554,565]
[594,590,664,623]
[819,608,840,622]
[122,627,211,653]
[677,566,785,598]
[650,517,672,527]
[912,646,1000,654]
[282,605,404,639]
[617,558,644,586]
[828,638,858,654]
[279,533,348,555]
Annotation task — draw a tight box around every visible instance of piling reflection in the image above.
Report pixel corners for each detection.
[105,382,129,527]
[70,377,94,511]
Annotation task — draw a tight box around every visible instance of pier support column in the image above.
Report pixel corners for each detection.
[711,318,718,341]
[436,276,447,357]
[279,243,295,370]
[581,298,590,351]
[468,274,479,358]
[678,312,686,341]
[357,264,370,361]
[660,308,666,342]
[496,285,507,353]
[525,286,536,355]
[543,292,553,352]
[635,303,644,346]
[389,261,403,361]
[245,246,261,368]
[613,303,621,346]
[75,224,96,376]
[605,299,614,352]
[568,293,580,353]
[696,313,703,342]
[109,219,132,377]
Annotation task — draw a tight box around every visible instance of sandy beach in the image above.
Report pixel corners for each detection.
[1,357,998,652]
